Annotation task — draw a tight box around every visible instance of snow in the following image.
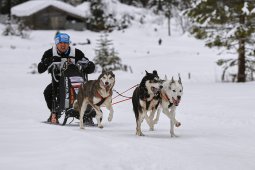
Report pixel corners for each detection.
[251,8,255,14]
[76,1,91,16]
[11,0,85,18]
[242,2,250,15]
[1,12,255,170]
[76,0,163,25]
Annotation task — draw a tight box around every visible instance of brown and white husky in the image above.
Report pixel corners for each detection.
[73,71,115,129]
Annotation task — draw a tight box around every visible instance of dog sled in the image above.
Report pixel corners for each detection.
[45,57,96,126]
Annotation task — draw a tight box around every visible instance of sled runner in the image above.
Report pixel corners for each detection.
[47,58,96,126]
[41,120,98,127]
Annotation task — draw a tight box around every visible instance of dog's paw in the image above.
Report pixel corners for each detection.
[175,122,181,127]
[170,133,178,137]
[108,115,113,122]
[98,124,104,128]
[139,133,145,136]
[80,126,84,129]
[149,126,154,131]
[136,131,145,136]
[171,134,177,138]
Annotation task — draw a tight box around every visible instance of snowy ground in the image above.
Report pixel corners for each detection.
[0,24,255,170]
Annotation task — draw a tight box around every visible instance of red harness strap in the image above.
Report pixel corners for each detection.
[95,90,111,106]
[161,92,170,101]
[160,92,173,108]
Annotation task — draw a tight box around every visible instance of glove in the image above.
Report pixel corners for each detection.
[44,56,60,66]
[43,57,52,67]
[52,56,61,62]
[83,61,95,74]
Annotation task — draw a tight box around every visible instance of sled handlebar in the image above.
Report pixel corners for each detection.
[76,60,89,71]
[48,60,89,75]
[77,60,89,66]
[47,62,62,72]
[47,62,62,83]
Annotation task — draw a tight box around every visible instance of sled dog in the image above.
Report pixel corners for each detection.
[74,71,115,129]
[132,70,162,136]
[148,75,183,137]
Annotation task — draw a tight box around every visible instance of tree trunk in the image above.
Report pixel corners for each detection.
[158,0,162,11]
[168,16,171,36]
[237,39,245,82]
[7,0,11,18]
[237,14,246,82]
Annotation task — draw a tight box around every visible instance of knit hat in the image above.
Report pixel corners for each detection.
[55,33,70,44]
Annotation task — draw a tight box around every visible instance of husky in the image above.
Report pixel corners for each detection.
[148,75,183,137]
[73,70,115,129]
[132,70,162,136]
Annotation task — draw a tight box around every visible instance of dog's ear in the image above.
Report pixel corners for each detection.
[145,70,148,75]
[110,71,115,78]
[178,73,182,84]
[152,70,158,76]
[164,75,167,80]
[171,76,175,83]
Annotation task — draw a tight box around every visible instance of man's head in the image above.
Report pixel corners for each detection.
[55,33,70,53]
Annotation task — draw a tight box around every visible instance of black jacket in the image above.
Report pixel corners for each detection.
[38,47,95,74]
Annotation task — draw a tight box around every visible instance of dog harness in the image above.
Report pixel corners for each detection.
[144,93,161,110]
[161,92,173,108]
[95,90,111,106]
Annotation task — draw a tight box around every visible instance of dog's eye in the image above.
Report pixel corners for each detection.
[173,90,176,92]
[180,90,182,92]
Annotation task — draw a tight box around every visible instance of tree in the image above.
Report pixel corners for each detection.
[0,0,29,15]
[86,0,106,31]
[163,0,178,36]
[187,0,255,82]
[147,0,192,36]
[93,34,122,71]
[2,20,30,38]
[86,0,131,32]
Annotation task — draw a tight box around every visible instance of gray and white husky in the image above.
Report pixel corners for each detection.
[73,71,115,129]
[132,70,162,136]
[147,75,183,137]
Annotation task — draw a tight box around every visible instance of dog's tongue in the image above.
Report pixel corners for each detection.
[172,98,180,106]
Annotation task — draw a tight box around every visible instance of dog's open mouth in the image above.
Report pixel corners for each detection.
[151,87,159,94]
[172,97,180,106]
[105,84,111,91]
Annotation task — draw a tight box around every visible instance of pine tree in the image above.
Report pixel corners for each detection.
[87,0,106,31]
[163,0,178,36]
[0,0,29,15]
[93,34,122,71]
[187,0,255,82]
